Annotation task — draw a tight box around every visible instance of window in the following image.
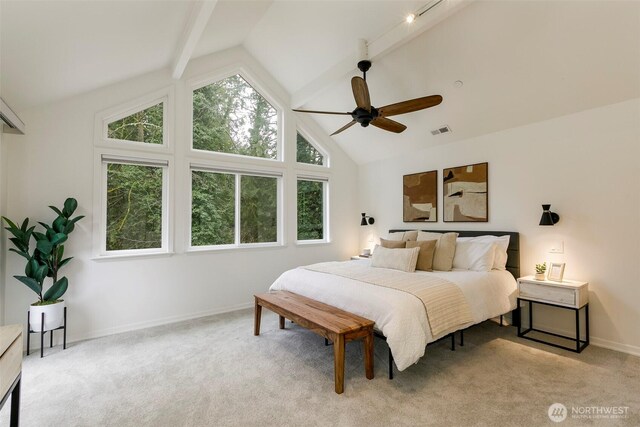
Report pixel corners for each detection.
[106,102,164,145]
[296,132,324,165]
[102,157,168,253]
[190,167,281,248]
[297,178,327,242]
[192,74,278,159]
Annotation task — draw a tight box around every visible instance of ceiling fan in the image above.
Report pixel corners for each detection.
[293,60,443,136]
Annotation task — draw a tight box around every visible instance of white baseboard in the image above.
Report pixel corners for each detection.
[25,301,254,351]
[519,321,640,357]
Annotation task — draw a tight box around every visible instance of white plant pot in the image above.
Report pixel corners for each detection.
[535,273,546,280]
[29,300,65,332]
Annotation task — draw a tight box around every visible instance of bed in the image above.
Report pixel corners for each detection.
[269,230,520,373]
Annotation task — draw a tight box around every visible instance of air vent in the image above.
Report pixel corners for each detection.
[430,125,451,136]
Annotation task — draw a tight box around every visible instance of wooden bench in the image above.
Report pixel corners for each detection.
[254,291,374,394]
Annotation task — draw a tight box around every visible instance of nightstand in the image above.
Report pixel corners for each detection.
[517,275,589,353]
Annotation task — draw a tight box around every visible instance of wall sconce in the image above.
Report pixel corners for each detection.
[539,204,560,226]
[360,213,375,226]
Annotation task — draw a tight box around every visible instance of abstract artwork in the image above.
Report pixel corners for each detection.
[403,170,437,222]
[443,162,488,222]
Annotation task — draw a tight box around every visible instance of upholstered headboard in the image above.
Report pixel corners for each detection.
[388,229,520,279]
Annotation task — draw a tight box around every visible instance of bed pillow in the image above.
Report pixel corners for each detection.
[457,235,510,270]
[405,240,437,271]
[417,232,458,271]
[452,241,497,272]
[387,230,418,241]
[380,238,407,249]
[371,245,420,272]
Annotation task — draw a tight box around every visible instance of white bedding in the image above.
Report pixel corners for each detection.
[269,259,518,371]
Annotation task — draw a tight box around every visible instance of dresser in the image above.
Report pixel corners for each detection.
[0,325,22,426]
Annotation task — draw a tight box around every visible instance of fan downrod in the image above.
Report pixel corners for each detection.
[357,60,371,80]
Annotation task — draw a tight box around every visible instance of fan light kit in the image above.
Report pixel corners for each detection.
[293,61,443,136]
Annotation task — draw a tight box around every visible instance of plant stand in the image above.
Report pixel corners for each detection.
[27,307,67,358]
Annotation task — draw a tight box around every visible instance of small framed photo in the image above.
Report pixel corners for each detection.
[547,262,565,282]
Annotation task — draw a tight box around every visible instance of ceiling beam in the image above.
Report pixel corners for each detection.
[172,0,219,80]
[291,0,473,108]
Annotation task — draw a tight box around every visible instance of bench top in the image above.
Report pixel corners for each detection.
[255,291,374,335]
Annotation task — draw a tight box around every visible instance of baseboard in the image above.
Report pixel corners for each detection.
[25,301,254,351]
[518,322,640,357]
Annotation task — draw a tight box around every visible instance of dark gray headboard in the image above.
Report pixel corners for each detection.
[389,229,520,279]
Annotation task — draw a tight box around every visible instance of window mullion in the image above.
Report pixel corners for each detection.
[235,174,241,245]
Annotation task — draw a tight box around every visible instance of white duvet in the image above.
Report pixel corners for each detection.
[269,259,518,371]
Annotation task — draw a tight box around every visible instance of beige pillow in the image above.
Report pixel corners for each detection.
[371,245,420,272]
[387,231,418,241]
[406,240,437,271]
[380,238,406,249]
[417,232,458,271]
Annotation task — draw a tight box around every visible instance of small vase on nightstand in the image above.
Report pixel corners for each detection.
[534,273,545,280]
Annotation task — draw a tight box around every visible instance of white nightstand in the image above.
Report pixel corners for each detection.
[517,275,589,353]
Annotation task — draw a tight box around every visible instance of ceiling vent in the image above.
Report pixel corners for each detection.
[430,125,451,136]
[1,98,25,135]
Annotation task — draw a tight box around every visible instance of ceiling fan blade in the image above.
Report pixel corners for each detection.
[292,109,352,115]
[370,117,407,133]
[351,76,371,112]
[378,95,443,117]
[330,120,356,136]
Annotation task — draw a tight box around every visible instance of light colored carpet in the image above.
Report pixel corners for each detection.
[1,309,638,426]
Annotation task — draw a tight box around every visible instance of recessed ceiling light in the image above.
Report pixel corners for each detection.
[454,80,464,88]
[406,14,416,24]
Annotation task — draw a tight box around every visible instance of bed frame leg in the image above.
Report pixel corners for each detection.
[325,338,329,346]
[460,329,464,347]
[500,314,504,326]
[450,333,455,351]
[388,346,394,380]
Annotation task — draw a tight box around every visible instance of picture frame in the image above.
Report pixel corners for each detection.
[403,170,437,222]
[443,162,488,222]
[547,262,566,282]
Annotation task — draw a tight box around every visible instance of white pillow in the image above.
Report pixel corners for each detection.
[371,245,420,272]
[452,241,497,272]
[457,235,510,270]
[387,231,418,241]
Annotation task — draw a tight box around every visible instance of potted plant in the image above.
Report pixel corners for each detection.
[2,198,83,332]
[535,262,546,280]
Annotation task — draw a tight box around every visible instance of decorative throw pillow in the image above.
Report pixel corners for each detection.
[387,231,418,241]
[417,232,458,271]
[371,245,420,272]
[380,238,406,249]
[405,240,437,271]
[452,241,497,271]
[457,235,510,270]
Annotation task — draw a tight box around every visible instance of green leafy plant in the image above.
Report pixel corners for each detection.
[2,198,84,305]
[535,262,547,274]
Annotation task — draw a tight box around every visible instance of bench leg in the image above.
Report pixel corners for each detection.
[279,315,285,329]
[333,334,345,394]
[364,332,374,380]
[254,300,262,336]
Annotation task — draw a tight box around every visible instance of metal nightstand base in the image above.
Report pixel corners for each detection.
[517,298,589,353]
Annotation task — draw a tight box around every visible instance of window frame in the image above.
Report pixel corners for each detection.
[295,175,329,245]
[95,152,172,258]
[295,127,329,168]
[96,87,174,152]
[187,66,285,163]
[187,163,284,252]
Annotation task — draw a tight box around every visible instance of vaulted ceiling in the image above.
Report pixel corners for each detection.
[2,0,639,164]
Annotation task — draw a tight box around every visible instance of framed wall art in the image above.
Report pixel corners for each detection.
[443,162,488,222]
[403,170,437,222]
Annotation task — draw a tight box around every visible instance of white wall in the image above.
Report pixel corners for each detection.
[359,98,640,355]
[0,130,5,325]
[2,47,360,344]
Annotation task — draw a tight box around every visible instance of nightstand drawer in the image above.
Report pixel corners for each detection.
[519,281,575,305]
